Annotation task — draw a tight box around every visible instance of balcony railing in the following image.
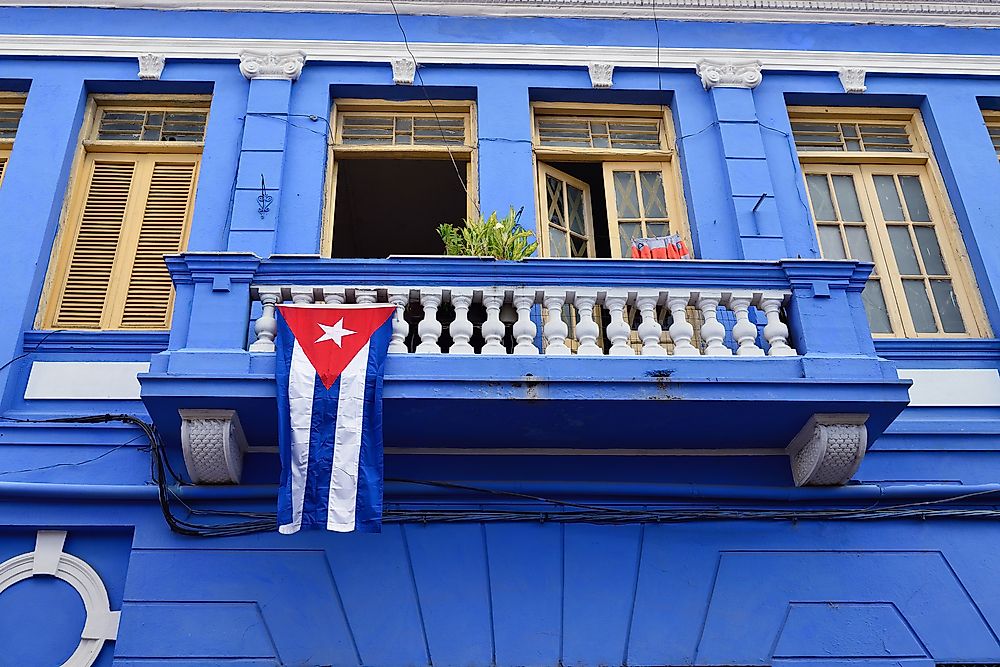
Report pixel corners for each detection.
[248,286,796,358]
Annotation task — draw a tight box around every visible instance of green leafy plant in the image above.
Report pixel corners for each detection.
[437,206,539,261]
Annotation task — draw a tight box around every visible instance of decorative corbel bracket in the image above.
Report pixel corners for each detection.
[239,50,307,81]
[179,409,248,484]
[137,53,165,80]
[392,57,416,85]
[696,58,763,90]
[588,62,614,88]
[787,413,869,486]
[838,67,868,94]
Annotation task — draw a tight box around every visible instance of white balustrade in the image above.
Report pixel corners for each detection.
[248,286,796,357]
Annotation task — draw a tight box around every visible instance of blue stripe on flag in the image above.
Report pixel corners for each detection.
[354,317,393,533]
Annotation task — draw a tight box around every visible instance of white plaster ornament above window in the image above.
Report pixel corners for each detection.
[588,62,614,88]
[392,57,416,85]
[239,49,307,80]
[137,53,165,80]
[695,58,763,90]
[838,67,867,94]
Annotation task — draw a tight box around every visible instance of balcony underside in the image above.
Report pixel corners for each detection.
[141,354,909,454]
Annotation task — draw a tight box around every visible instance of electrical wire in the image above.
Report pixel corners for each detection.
[386,0,482,217]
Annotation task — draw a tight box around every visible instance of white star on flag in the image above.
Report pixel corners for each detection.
[315,319,357,347]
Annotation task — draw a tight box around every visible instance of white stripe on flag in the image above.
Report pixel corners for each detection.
[278,339,316,535]
[327,340,371,532]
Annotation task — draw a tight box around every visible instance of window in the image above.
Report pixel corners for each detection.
[985,111,1000,160]
[41,97,208,330]
[324,100,477,258]
[792,107,987,338]
[0,96,25,185]
[532,103,689,259]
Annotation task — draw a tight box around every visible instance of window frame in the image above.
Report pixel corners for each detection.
[530,102,690,259]
[984,110,1000,160]
[321,99,479,257]
[39,94,209,331]
[791,106,989,339]
[0,94,26,186]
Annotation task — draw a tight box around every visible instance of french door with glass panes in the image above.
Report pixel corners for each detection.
[603,162,681,258]
[804,163,980,337]
[537,163,596,258]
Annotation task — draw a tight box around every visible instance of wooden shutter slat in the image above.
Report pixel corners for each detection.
[119,160,196,329]
[53,160,136,328]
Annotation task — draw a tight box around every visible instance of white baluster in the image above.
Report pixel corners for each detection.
[730,292,765,357]
[416,289,443,353]
[355,289,377,305]
[291,287,314,305]
[322,288,346,306]
[604,290,634,356]
[249,289,280,352]
[761,292,796,356]
[697,292,732,356]
[450,289,475,354]
[542,290,571,356]
[574,290,602,356]
[636,291,667,356]
[481,290,507,355]
[512,289,539,355]
[667,292,699,356]
[387,289,410,354]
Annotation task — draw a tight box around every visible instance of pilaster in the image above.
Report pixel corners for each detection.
[226,50,306,257]
[696,59,785,260]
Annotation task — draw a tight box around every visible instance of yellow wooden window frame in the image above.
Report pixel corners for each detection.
[321,99,479,256]
[531,103,690,259]
[0,96,26,187]
[40,96,209,331]
[792,107,989,338]
[985,110,1000,160]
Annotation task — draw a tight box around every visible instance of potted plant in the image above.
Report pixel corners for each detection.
[437,206,538,260]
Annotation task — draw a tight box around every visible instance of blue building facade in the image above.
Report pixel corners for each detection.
[1,1,1000,664]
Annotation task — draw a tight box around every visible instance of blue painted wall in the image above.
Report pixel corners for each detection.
[0,6,999,665]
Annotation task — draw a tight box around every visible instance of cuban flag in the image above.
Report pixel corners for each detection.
[274,303,396,534]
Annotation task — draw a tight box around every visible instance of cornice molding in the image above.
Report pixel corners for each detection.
[2,34,1000,78]
[6,0,1000,28]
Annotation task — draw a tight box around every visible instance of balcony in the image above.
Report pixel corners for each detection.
[139,253,911,488]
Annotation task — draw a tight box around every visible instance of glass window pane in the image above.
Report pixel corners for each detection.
[639,171,668,218]
[832,175,864,221]
[646,223,670,238]
[873,175,905,221]
[903,279,938,333]
[844,226,874,262]
[570,235,590,258]
[806,175,837,221]
[888,226,921,275]
[862,281,893,333]
[613,171,641,219]
[930,280,966,333]
[545,174,565,228]
[913,226,947,275]
[899,175,932,222]
[548,227,569,257]
[566,184,587,235]
[818,226,847,260]
[618,222,642,257]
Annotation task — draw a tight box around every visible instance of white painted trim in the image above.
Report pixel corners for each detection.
[8,0,1000,29]
[24,361,149,400]
[1,34,1000,77]
[898,368,1000,407]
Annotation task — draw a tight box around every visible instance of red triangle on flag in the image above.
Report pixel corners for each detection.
[278,304,396,390]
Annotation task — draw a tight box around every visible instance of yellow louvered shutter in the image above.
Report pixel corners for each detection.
[119,160,198,328]
[0,151,9,186]
[52,158,138,328]
[48,153,197,329]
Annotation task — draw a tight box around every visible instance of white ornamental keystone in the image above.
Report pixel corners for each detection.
[392,57,416,85]
[838,67,867,94]
[696,58,763,90]
[137,53,165,80]
[588,62,615,88]
[239,50,307,81]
